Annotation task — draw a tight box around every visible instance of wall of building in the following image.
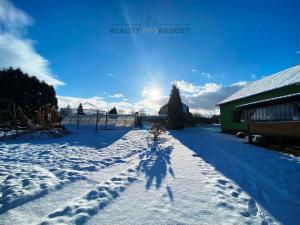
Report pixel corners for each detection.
[219,84,300,133]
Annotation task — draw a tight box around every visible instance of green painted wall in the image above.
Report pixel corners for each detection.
[219,84,300,133]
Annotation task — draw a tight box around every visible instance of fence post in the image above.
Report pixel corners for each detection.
[105,112,108,130]
[95,110,99,133]
[123,116,127,127]
[134,114,138,127]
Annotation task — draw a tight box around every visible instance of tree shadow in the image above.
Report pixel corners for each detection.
[137,139,174,191]
[170,127,300,225]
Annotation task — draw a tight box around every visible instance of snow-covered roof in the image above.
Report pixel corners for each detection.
[235,92,300,109]
[218,65,300,105]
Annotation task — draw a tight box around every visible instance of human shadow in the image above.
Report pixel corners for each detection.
[170,127,300,225]
[137,139,174,190]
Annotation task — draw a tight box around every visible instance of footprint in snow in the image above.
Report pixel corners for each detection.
[111,176,123,181]
[248,198,258,216]
[231,191,239,198]
[217,179,228,186]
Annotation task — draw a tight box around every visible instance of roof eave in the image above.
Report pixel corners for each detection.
[217,82,300,107]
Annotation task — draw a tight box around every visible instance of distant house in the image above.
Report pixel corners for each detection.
[158,103,190,116]
[217,65,300,139]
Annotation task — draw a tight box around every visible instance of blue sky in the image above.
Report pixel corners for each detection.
[1,0,300,113]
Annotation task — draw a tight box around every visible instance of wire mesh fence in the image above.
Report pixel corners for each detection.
[0,105,137,139]
[60,108,137,133]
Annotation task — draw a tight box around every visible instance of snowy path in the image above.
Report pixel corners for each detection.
[1,126,300,225]
[87,131,278,225]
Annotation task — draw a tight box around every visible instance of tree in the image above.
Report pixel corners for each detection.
[167,84,185,129]
[77,103,84,115]
[0,67,58,125]
[108,107,118,114]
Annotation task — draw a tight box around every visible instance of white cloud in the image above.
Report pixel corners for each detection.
[58,80,247,115]
[191,69,212,78]
[251,73,256,79]
[109,93,124,98]
[172,80,200,94]
[106,73,113,76]
[57,94,168,115]
[231,81,249,86]
[172,80,220,95]
[201,72,212,78]
[0,0,64,86]
[134,96,168,114]
[0,0,32,34]
[172,80,248,113]
[57,96,107,110]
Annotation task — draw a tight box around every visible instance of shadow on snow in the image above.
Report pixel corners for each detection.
[137,138,175,201]
[170,127,300,225]
[2,125,131,150]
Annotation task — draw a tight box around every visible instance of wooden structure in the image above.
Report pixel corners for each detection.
[236,93,300,141]
[217,65,300,134]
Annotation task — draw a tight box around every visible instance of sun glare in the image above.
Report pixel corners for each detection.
[149,87,161,100]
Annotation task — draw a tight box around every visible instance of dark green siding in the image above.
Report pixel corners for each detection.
[219,84,300,133]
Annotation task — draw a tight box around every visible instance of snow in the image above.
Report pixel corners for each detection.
[0,125,300,225]
[218,64,300,105]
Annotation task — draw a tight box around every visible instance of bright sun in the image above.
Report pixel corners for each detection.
[149,87,161,100]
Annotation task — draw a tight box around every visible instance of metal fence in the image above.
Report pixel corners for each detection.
[60,108,137,133]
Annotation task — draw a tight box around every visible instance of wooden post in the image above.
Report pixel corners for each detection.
[246,109,252,144]
[248,133,253,144]
[279,136,284,150]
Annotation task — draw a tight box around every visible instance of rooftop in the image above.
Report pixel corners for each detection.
[235,92,300,109]
[218,65,300,105]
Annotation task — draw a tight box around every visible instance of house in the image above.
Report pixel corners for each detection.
[158,102,190,116]
[217,65,300,138]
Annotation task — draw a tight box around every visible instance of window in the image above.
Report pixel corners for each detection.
[250,102,300,122]
[233,109,244,122]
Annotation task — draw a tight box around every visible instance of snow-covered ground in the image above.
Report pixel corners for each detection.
[0,126,299,225]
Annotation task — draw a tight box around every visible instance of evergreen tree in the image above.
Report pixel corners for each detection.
[167,84,184,129]
[77,103,84,115]
[0,67,57,124]
[108,107,118,114]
